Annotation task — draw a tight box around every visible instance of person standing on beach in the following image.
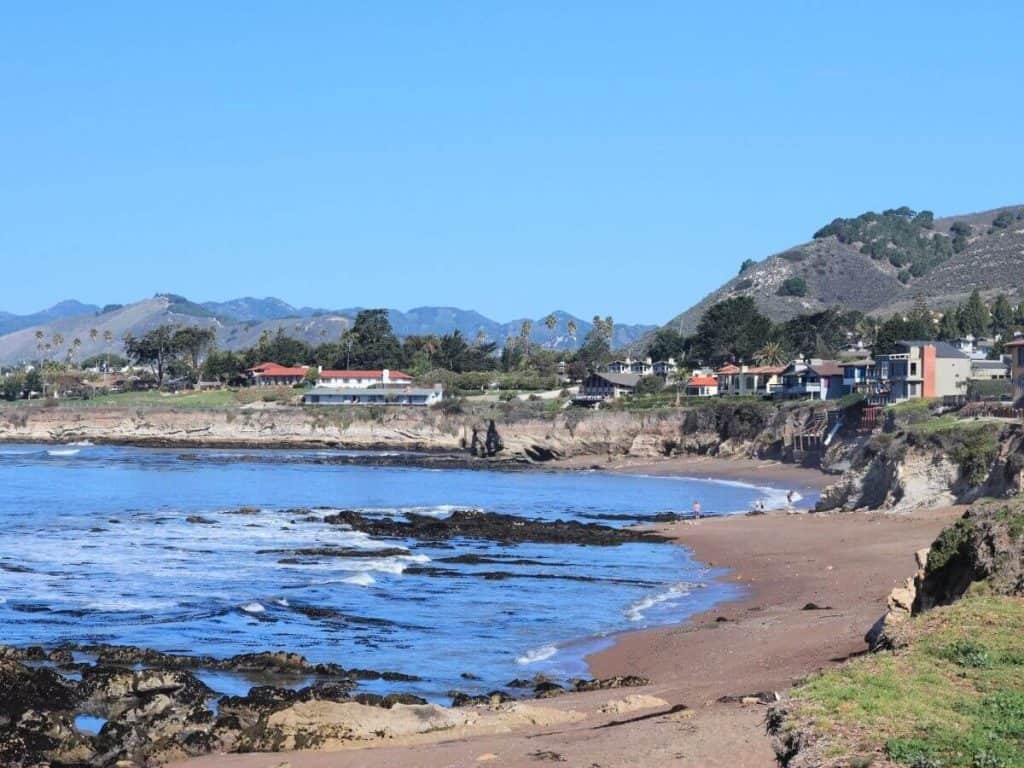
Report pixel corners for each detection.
[786,490,794,508]
[692,500,702,520]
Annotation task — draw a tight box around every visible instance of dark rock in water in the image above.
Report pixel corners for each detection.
[449,690,514,707]
[353,692,428,708]
[506,678,536,688]
[0,658,81,719]
[48,648,74,664]
[533,681,565,698]
[322,508,669,545]
[258,546,412,558]
[571,675,651,692]
[460,671,482,680]
[185,515,217,525]
[80,668,212,719]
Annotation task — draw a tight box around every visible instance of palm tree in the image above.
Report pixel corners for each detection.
[69,337,82,365]
[35,330,45,356]
[89,327,99,344]
[567,319,577,341]
[755,340,786,367]
[51,333,64,363]
[475,329,487,346]
[519,320,533,357]
[103,330,114,371]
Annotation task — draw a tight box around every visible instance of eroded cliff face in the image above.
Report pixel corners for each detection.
[0,400,803,464]
[816,422,1024,513]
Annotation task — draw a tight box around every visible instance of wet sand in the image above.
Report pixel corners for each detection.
[171,500,961,768]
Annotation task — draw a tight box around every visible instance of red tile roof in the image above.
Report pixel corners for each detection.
[716,364,740,374]
[247,362,309,376]
[687,375,718,387]
[319,370,413,380]
[749,365,786,375]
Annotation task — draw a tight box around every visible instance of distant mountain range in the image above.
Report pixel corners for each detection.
[0,294,655,365]
[662,204,1024,336]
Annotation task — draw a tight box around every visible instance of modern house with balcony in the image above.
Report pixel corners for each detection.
[1004,336,1024,401]
[862,341,971,404]
[715,364,785,397]
[772,360,845,400]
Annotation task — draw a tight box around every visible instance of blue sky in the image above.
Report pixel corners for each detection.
[1,2,1022,323]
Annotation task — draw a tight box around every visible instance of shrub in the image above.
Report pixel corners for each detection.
[777,276,808,297]
[992,211,1015,229]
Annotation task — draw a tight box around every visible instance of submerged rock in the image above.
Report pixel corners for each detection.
[321,508,669,545]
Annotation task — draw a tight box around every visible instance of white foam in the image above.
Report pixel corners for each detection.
[66,441,94,447]
[626,583,692,623]
[516,644,558,665]
[46,448,80,457]
[341,573,376,586]
[273,598,290,607]
[240,602,265,614]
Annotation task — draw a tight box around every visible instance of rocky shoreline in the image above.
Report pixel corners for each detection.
[0,641,651,767]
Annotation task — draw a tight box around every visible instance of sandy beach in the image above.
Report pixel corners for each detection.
[169,457,960,768]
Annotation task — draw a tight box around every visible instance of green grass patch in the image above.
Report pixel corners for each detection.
[784,596,1024,767]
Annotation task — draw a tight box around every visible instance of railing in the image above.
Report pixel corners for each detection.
[770,382,822,396]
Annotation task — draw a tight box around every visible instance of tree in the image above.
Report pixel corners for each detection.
[123,325,179,385]
[777,276,808,297]
[172,327,216,375]
[24,369,43,397]
[2,375,23,401]
[647,328,686,363]
[937,311,960,341]
[738,258,756,274]
[519,320,533,358]
[544,314,558,338]
[689,297,772,366]
[991,294,1014,337]
[634,375,664,395]
[566,319,578,343]
[202,350,248,384]
[755,340,787,367]
[959,290,991,337]
[347,309,403,369]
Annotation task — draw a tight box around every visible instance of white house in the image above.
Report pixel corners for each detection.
[317,368,414,389]
[684,374,718,397]
[303,385,443,406]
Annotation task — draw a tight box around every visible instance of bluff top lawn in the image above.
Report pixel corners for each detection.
[2,387,302,410]
[784,596,1024,767]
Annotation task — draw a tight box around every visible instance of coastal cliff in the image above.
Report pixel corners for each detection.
[0,399,821,464]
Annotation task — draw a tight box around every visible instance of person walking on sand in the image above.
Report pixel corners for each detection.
[786,490,794,508]
[692,500,702,520]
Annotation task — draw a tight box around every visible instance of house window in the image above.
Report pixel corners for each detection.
[910,362,917,376]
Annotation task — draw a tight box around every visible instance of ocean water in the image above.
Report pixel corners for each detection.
[0,444,814,701]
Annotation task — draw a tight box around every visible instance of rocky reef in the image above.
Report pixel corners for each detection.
[318,507,671,545]
[0,643,654,767]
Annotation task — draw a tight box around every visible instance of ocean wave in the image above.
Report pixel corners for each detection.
[46,448,80,457]
[625,582,693,623]
[239,602,265,614]
[341,573,376,586]
[516,644,558,665]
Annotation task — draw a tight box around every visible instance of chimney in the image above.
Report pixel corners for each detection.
[382,369,390,384]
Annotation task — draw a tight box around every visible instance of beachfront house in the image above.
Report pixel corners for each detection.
[715,364,785,397]
[772,360,845,400]
[317,368,414,389]
[576,372,641,404]
[605,357,656,376]
[652,358,679,378]
[247,362,310,387]
[1005,336,1024,401]
[684,374,718,397]
[863,341,971,404]
[303,385,443,407]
